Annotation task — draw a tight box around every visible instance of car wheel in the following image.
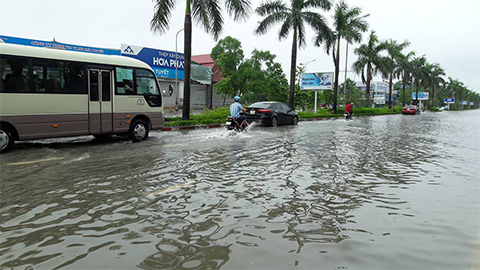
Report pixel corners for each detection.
[271,116,278,127]
[292,116,298,125]
[0,124,15,154]
[128,119,149,142]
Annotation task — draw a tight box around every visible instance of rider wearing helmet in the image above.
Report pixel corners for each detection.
[230,95,247,128]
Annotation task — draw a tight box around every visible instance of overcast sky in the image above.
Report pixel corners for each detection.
[2,0,479,93]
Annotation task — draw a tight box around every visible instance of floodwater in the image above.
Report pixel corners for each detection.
[1,110,479,270]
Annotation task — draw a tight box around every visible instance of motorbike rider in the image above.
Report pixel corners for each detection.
[230,95,247,129]
[345,102,353,118]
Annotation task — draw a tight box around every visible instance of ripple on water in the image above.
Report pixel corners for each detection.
[1,112,479,269]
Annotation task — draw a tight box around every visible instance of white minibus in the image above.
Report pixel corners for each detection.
[0,43,164,153]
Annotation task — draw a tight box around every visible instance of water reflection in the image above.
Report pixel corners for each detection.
[1,111,479,269]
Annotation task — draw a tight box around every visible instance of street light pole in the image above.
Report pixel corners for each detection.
[175,28,184,111]
[304,59,317,112]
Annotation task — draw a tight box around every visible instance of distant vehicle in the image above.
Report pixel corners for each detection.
[244,101,298,127]
[0,43,164,153]
[402,105,420,115]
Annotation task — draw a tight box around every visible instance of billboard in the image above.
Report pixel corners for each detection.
[412,92,429,100]
[373,94,385,104]
[300,72,333,90]
[444,98,455,103]
[121,44,184,80]
[0,35,120,55]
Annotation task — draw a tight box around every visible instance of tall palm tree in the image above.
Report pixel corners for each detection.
[424,62,445,108]
[410,56,428,106]
[314,0,368,113]
[352,31,386,107]
[383,39,410,108]
[394,50,415,106]
[444,77,463,109]
[151,0,251,120]
[255,0,332,109]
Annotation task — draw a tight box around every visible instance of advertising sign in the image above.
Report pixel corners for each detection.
[121,44,184,80]
[300,72,333,90]
[0,35,120,55]
[373,94,385,104]
[412,92,429,100]
[444,98,455,104]
[460,101,468,105]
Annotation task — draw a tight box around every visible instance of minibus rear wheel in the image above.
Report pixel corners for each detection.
[0,124,15,154]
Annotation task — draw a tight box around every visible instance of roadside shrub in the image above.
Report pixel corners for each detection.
[164,105,405,126]
[191,107,230,121]
[165,120,198,126]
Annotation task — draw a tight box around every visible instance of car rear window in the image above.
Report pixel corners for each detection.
[249,102,271,109]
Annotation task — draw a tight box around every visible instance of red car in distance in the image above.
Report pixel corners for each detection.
[402,105,420,115]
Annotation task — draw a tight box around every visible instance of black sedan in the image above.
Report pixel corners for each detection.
[244,102,298,127]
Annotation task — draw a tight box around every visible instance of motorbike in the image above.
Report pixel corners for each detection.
[344,111,352,120]
[225,113,248,132]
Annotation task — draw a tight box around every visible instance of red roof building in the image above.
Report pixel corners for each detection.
[192,54,222,82]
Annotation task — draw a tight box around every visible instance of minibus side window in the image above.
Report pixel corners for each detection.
[115,67,134,95]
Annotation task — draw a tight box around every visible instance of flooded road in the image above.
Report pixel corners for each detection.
[1,110,479,269]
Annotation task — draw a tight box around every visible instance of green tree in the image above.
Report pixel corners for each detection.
[314,0,368,113]
[241,49,288,103]
[352,31,386,107]
[211,36,244,80]
[210,36,245,104]
[255,0,332,109]
[383,39,410,108]
[214,77,235,105]
[395,50,415,106]
[339,78,363,104]
[437,78,480,109]
[424,62,445,108]
[295,63,315,110]
[263,61,289,103]
[150,0,251,120]
[410,56,428,106]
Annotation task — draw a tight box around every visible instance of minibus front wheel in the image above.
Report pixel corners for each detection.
[129,119,149,142]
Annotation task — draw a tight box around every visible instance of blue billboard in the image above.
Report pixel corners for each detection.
[300,72,333,90]
[121,44,184,80]
[444,98,455,103]
[0,35,120,55]
[412,92,429,100]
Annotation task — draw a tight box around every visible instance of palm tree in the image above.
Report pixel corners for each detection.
[424,62,445,108]
[255,0,332,109]
[383,39,410,108]
[352,31,386,107]
[410,56,428,106]
[151,0,251,120]
[394,50,415,106]
[444,77,464,109]
[314,0,368,113]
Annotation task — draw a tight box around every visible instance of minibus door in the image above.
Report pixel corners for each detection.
[88,69,113,134]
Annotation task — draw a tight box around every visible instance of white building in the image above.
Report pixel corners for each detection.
[356,81,396,107]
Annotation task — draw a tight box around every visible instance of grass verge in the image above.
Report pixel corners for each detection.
[165,106,405,127]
